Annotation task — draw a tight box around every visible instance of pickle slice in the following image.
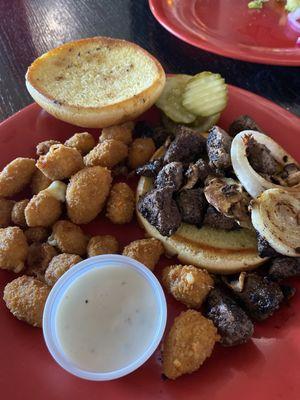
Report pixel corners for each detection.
[182,72,228,117]
[155,75,197,124]
[190,113,221,133]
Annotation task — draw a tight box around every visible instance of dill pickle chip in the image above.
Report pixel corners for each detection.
[182,72,228,117]
[156,75,197,124]
[190,113,221,133]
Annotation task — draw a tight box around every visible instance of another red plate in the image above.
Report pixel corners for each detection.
[0,86,300,400]
[149,0,300,65]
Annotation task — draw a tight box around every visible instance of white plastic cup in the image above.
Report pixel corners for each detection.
[43,254,167,381]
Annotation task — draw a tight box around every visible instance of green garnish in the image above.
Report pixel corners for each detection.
[248,0,268,9]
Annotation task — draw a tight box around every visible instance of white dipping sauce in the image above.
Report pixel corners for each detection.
[56,265,159,372]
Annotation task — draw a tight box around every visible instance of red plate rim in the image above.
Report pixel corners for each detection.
[2,84,298,130]
[149,0,300,66]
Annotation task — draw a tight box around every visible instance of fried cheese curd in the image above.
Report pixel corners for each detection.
[3,276,50,327]
[66,166,112,224]
[99,122,134,145]
[24,227,49,244]
[0,227,28,273]
[11,199,29,227]
[87,235,119,257]
[163,310,219,380]
[0,199,14,228]
[48,220,88,256]
[26,242,57,280]
[65,132,95,155]
[0,158,36,198]
[106,182,135,224]
[122,238,164,271]
[84,139,128,168]
[36,144,84,180]
[25,191,62,227]
[31,169,52,195]
[128,138,156,169]
[36,140,61,156]
[162,265,214,309]
[45,253,82,286]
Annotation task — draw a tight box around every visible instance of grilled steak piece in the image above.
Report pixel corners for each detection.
[257,234,279,258]
[246,135,279,175]
[163,129,206,164]
[268,257,300,281]
[233,273,284,321]
[228,115,262,137]
[280,163,300,187]
[155,162,183,191]
[206,126,232,170]
[203,206,239,230]
[137,187,181,237]
[280,284,296,301]
[176,188,207,225]
[136,159,163,178]
[134,121,172,147]
[205,287,254,346]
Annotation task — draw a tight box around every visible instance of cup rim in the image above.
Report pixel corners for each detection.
[43,254,167,381]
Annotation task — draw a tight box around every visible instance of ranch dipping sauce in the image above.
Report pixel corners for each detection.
[55,263,161,373]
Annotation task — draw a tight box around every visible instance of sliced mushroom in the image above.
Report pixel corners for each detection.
[204,177,252,229]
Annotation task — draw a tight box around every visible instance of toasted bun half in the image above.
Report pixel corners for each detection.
[136,150,266,274]
[26,37,166,128]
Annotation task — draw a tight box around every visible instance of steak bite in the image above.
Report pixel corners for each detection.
[137,187,182,237]
[203,206,239,230]
[280,284,296,301]
[136,159,163,178]
[275,163,300,187]
[134,121,171,148]
[246,135,279,175]
[176,188,207,225]
[231,273,284,321]
[206,126,232,170]
[205,287,254,347]
[256,233,279,258]
[228,115,262,137]
[204,177,251,228]
[155,162,183,191]
[163,129,206,164]
[268,257,300,282]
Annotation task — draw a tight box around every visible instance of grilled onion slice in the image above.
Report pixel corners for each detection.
[231,130,300,198]
[250,188,300,257]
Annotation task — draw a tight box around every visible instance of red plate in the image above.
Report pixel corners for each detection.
[149,0,300,65]
[0,86,300,400]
